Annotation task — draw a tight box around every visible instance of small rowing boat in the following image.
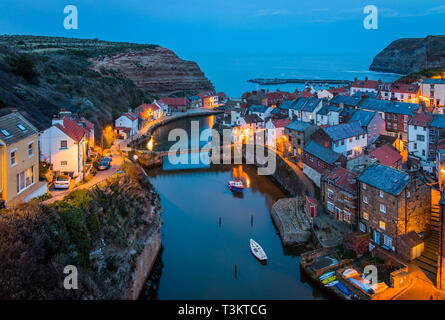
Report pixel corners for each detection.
[250,239,267,261]
[228,180,244,193]
[319,271,335,281]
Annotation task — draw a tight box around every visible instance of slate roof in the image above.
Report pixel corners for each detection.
[322,121,366,141]
[358,98,391,113]
[386,101,419,116]
[273,119,291,128]
[249,105,268,113]
[352,91,379,99]
[289,97,321,112]
[357,163,410,196]
[423,79,445,84]
[430,114,445,129]
[409,113,433,127]
[330,95,362,107]
[279,100,295,110]
[348,110,376,127]
[0,112,38,146]
[317,105,341,116]
[243,114,263,124]
[304,141,343,165]
[285,120,311,132]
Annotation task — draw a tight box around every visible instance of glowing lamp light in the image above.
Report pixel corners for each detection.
[147,138,154,151]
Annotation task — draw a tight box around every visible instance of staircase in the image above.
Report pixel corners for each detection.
[415,200,440,284]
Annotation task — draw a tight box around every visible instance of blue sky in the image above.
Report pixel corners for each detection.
[0,0,444,56]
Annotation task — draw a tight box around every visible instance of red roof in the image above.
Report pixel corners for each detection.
[197,91,215,99]
[273,118,291,128]
[158,97,187,106]
[301,90,315,98]
[324,167,358,194]
[55,117,85,143]
[410,113,433,127]
[328,86,349,96]
[369,144,402,167]
[390,83,419,94]
[352,79,380,89]
[125,112,139,121]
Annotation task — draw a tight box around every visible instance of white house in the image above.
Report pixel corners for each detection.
[248,105,271,121]
[316,105,341,126]
[288,97,323,123]
[39,117,87,179]
[115,111,139,137]
[265,118,290,150]
[420,78,445,112]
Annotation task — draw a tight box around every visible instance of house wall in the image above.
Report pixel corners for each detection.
[385,113,411,143]
[332,134,368,159]
[39,126,83,176]
[115,116,138,136]
[366,113,385,146]
[1,133,39,203]
[408,124,430,161]
[421,83,445,108]
[321,179,358,227]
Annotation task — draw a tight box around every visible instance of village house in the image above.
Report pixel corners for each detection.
[368,144,403,170]
[302,141,346,187]
[317,86,349,100]
[270,100,295,119]
[288,97,323,123]
[315,105,342,126]
[135,103,163,127]
[386,83,420,103]
[420,78,445,112]
[248,105,271,121]
[198,91,218,109]
[321,167,358,227]
[348,110,385,146]
[384,101,419,144]
[40,116,87,181]
[350,77,383,96]
[357,163,430,256]
[283,120,318,163]
[242,89,267,107]
[310,121,367,160]
[407,112,435,171]
[0,112,44,205]
[265,90,297,108]
[187,96,203,109]
[114,111,139,138]
[158,97,187,113]
[356,98,391,121]
[265,118,291,152]
[74,117,95,147]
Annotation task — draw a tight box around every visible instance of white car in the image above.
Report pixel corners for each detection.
[54,175,71,189]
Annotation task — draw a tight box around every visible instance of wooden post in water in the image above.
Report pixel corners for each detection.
[219,217,221,228]
[234,264,237,279]
[251,215,253,227]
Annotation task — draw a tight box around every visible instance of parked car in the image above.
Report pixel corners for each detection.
[98,160,111,171]
[102,155,112,163]
[54,175,71,189]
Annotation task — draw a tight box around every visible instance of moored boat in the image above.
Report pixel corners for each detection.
[228,180,244,192]
[250,239,267,261]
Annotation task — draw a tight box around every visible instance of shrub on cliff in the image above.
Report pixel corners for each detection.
[5,54,39,84]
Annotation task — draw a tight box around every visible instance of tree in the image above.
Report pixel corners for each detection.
[5,54,39,84]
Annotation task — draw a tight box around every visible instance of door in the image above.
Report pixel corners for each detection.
[310,205,315,218]
[374,231,380,245]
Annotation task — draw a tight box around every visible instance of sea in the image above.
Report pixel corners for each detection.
[179,51,401,98]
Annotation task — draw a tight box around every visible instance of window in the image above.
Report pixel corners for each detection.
[359,222,366,232]
[327,202,334,212]
[327,189,334,200]
[1,129,11,137]
[60,140,68,149]
[16,123,27,132]
[362,183,366,190]
[61,161,68,166]
[341,140,344,146]
[422,150,425,156]
[379,220,386,230]
[10,150,17,166]
[309,156,314,162]
[380,204,386,213]
[363,211,369,220]
[379,191,384,198]
[16,166,34,193]
[414,143,417,150]
[343,211,351,222]
[349,138,352,143]
[363,196,368,204]
[417,134,425,141]
[383,234,393,249]
[28,142,34,157]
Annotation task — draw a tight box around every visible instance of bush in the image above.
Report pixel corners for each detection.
[86,213,100,235]
[5,54,39,83]
[63,189,93,211]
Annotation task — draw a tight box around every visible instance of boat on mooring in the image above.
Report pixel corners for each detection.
[228,180,244,193]
[250,239,268,261]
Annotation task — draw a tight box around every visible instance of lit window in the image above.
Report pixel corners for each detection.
[1,129,11,137]
[379,221,386,230]
[363,212,369,220]
[17,124,27,132]
[362,183,366,190]
[380,204,386,213]
[379,191,384,198]
[363,196,368,204]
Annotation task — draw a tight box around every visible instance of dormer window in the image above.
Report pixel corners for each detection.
[1,129,11,137]
[17,124,27,132]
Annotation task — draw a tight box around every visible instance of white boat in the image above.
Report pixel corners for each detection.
[250,239,267,261]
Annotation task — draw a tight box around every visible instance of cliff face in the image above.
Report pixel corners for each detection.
[0,35,213,133]
[370,35,445,74]
[0,163,162,300]
[90,47,214,97]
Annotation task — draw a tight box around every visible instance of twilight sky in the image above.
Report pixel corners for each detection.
[0,0,444,57]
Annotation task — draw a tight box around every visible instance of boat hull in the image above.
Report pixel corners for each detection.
[250,239,267,261]
[228,185,244,193]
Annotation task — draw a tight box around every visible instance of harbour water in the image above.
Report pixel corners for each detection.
[140,116,327,300]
